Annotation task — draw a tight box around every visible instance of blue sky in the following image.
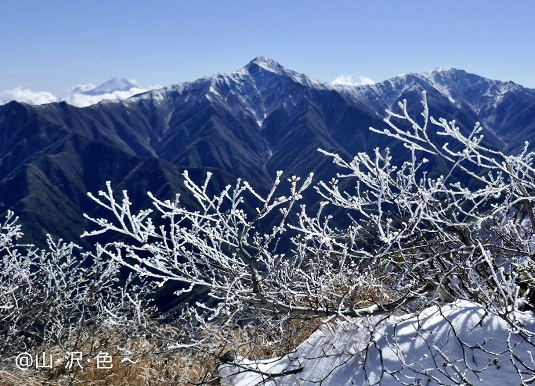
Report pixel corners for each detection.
[1,0,534,101]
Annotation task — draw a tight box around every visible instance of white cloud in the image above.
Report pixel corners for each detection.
[0,82,157,108]
[63,87,147,107]
[332,74,375,86]
[0,87,58,105]
[70,83,96,94]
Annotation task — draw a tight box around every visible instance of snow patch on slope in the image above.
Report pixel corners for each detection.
[220,301,535,385]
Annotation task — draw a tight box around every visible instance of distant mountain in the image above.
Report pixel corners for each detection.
[82,77,139,96]
[1,57,535,247]
[334,67,535,152]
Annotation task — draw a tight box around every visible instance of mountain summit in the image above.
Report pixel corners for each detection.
[242,56,325,89]
[82,77,138,96]
[244,56,288,75]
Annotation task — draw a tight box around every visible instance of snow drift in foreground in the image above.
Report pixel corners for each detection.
[220,301,535,385]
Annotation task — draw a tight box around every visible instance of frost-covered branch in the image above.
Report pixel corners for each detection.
[81,92,535,384]
[0,212,156,381]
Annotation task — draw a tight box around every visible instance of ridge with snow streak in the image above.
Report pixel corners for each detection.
[133,59,535,147]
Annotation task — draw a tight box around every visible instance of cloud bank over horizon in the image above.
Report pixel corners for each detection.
[331,74,375,86]
[0,87,58,105]
[0,81,153,107]
[63,86,147,107]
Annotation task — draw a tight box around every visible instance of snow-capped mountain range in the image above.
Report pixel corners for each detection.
[131,56,535,141]
[1,57,535,247]
[2,56,534,123]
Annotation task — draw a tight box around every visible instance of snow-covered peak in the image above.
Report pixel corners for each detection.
[62,77,147,107]
[82,77,138,96]
[241,57,327,90]
[132,57,330,113]
[422,67,523,94]
[333,66,535,118]
[433,66,455,73]
[245,56,287,75]
[417,67,534,114]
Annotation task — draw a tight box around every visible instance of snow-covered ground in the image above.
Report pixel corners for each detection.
[220,301,535,385]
